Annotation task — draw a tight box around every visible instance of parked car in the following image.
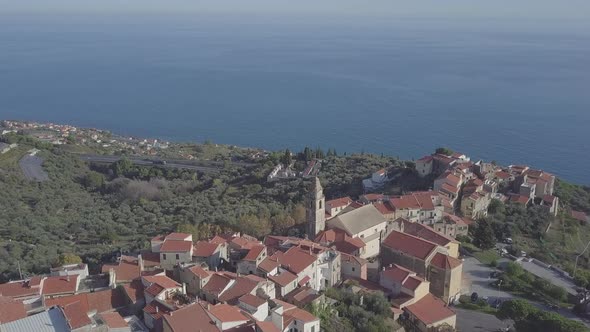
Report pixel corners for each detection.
[471,292,479,302]
[504,238,513,244]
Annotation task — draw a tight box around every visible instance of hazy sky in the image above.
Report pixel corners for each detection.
[2,0,590,20]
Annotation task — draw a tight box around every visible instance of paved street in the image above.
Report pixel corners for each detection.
[519,260,577,295]
[462,256,590,327]
[454,308,511,332]
[19,154,49,182]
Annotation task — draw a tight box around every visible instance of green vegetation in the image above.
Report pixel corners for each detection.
[498,299,588,332]
[457,295,498,315]
[435,147,454,156]
[555,179,590,214]
[317,287,400,332]
[497,262,569,305]
[0,133,401,282]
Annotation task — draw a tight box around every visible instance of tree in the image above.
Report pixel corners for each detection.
[176,223,199,240]
[82,171,105,190]
[488,198,505,215]
[113,157,133,177]
[435,147,453,156]
[280,149,293,166]
[472,219,496,250]
[239,215,272,238]
[498,299,536,321]
[505,262,524,278]
[291,204,307,224]
[57,253,82,266]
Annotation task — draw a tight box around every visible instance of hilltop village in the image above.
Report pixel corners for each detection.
[1,121,589,332]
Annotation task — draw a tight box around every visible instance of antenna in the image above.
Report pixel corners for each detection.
[17,261,23,280]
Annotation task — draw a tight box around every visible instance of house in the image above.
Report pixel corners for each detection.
[362,169,389,191]
[541,195,559,216]
[201,273,236,304]
[433,171,463,206]
[0,276,44,304]
[102,255,141,285]
[159,240,193,270]
[381,231,463,303]
[193,240,227,270]
[42,275,80,298]
[0,307,70,332]
[270,299,320,332]
[314,228,366,257]
[433,213,471,238]
[403,293,456,332]
[141,275,183,306]
[50,264,89,280]
[359,193,387,204]
[208,304,250,330]
[325,204,387,259]
[460,192,490,220]
[379,264,430,308]
[386,219,460,258]
[416,156,434,177]
[177,263,212,295]
[387,191,446,225]
[0,296,27,324]
[340,253,368,280]
[571,210,589,224]
[509,194,530,205]
[162,302,220,332]
[325,197,353,218]
[98,312,131,332]
[44,288,126,317]
[0,142,17,154]
[236,245,267,276]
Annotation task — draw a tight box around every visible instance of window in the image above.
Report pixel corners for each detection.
[312,327,315,332]
[352,267,355,272]
[319,200,322,209]
[175,254,180,260]
[163,254,167,260]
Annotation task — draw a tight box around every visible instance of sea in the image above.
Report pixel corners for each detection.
[0,13,589,184]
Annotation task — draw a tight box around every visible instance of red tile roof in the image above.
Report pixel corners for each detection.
[382,264,412,284]
[509,194,530,204]
[231,237,261,250]
[326,197,353,208]
[382,231,438,260]
[102,257,140,282]
[209,304,249,323]
[164,303,220,332]
[437,171,461,187]
[373,202,395,215]
[430,253,462,270]
[239,294,266,307]
[268,270,297,287]
[218,277,258,304]
[543,195,557,205]
[258,257,280,273]
[283,306,318,323]
[143,275,181,291]
[443,213,471,226]
[42,275,78,296]
[145,283,166,297]
[341,253,367,266]
[100,312,128,329]
[188,265,212,279]
[62,301,92,329]
[144,300,173,321]
[243,245,266,261]
[440,182,459,194]
[0,280,41,299]
[400,220,456,247]
[405,293,455,325]
[202,274,234,295]
[122,279,144,303]
[417,156,433,163]
[0,296,27,323]
[194,241,220,257]
[45,288,126,314]
[495,171,511,179]
[160,240,193,253]
[209,235,228,245]
[256,321,280,332]
[280,247,316,274]
[402,276,425,291]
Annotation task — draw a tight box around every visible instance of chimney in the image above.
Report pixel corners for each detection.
[182,283,187,295]
[156,306,159,313]
[138,254,145,272]
[65,269,70,282]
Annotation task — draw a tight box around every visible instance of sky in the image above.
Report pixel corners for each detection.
[1,0,590,20]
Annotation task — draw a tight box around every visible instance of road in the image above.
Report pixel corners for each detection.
[462,256,590,327]
[19,154,49,181]
[454,308,511,332]
[78,155,225,173]
[519,260,577,295]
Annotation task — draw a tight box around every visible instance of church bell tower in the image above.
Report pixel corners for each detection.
[307,177,326,238]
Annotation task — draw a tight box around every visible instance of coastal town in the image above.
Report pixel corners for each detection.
[1,121,590,332]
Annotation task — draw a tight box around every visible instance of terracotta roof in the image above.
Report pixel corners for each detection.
[332,237,365,254]
[209,304,249,323]
[400,220,456,247]
[102,257,140,282]
[437,171,461,187]
[140,251,161,268]
[405,293,455,325]
[143,275,181,291]
[188,265,212,279]
[160,240,193,253]
[256,321,280,332]
[543,195,557,204]
[209,235,228,245]
[100,312,128,329]
[152,235,166,242]
[62,301,91,329]
[42,275,78,296]
[243,245,266,261]
[390,195,421,210]
[326,197,353,208]
[341,253,367,266]
[402,276,425,291]
[202,274,234,295]
[430,252,462,270]
[280,247,316,274]
[373,202,395,215]
[0,279,41,298]
[0,296,27,323]
[443,213,470,226]
[571,210,588,222]
[165,233,192,241]
[258,257,280,273]
[326,204,386,236]
[509,194,530,204]
[143,300,172,321]
[45,288,126,314]
[268,270,297,287]
[145,283,166,297]
[231,237,261,250]
[239,294,266,307]
[283,306,318,323]
[417,156,433,163]
[382,264,412,284]
[194,241,220,257]
[440,182,459,194]
[163,303,220,332]
[382,231,438,260]
[122,279,144,303]
[218,277,258,304]
[495,171,511,179]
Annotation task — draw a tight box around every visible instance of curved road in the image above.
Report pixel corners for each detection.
[78,155,224,173]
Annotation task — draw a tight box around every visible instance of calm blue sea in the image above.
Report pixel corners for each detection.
[0,14,589,184]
